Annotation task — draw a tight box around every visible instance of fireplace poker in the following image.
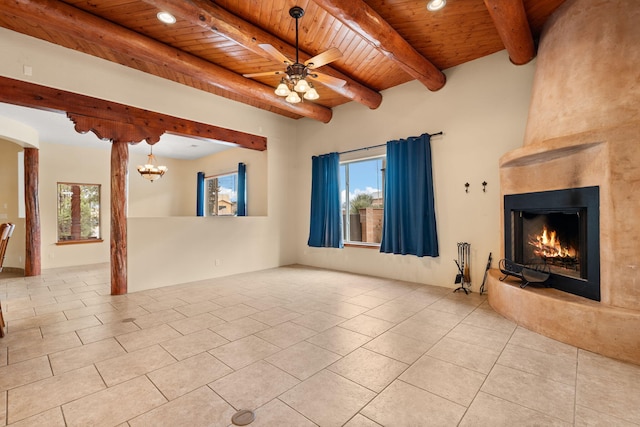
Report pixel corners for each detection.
[480,252,492,295]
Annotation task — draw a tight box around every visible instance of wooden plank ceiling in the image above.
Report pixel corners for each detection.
[0,0,565,123]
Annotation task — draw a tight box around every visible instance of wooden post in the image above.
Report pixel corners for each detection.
[110,142,128,295]
[24,148,41,276]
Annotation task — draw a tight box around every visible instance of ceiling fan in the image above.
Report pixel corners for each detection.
[243,6,346,104]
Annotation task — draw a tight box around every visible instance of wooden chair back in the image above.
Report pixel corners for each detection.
[0,223,16,272]
[0,223,13,337]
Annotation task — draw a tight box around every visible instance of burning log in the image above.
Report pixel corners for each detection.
[529,225,576,259]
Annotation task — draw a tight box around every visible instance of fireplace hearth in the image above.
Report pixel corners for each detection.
[504,186,600,301]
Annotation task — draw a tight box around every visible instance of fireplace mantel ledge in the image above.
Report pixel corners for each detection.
[501,135,604,168]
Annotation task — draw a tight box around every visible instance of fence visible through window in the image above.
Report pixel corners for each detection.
[339,156,385,245]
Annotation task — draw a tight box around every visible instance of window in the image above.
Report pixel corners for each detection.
[205,173,238,216]
[57,183,101,244]
[340,156,386,245]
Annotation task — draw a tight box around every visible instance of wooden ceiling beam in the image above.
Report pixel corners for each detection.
[0,76,267,150]
[4,0,332,123]
[142,0,382,110]
[484,0,536,65]
[313,0,446,91]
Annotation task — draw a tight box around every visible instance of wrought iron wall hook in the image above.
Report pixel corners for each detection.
[465,182,470,193]
[482,181,487,192]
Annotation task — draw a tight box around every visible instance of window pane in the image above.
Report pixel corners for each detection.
[205,173,238,216]
[340,157,385,244]
[57,183,101,242]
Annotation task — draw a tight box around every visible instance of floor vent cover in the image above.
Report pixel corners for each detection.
[231,409,255,425]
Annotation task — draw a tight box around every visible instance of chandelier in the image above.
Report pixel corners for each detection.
[137,145,167,182]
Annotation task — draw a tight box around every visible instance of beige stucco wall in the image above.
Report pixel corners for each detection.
[295,50,536,290]
[187,147,269,218]
[0,117,39,270]
[37,141,111,268]
[0,139,25,270]
[523,0,640,147]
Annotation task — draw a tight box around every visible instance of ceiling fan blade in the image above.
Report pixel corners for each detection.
[242,70,286,78]
[304,47,342,69]
[259,44,293,65]
[309,72,347,88]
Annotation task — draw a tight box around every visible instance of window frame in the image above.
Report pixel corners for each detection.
[204,171,239,217]
[339,153,386,247]
[56,182,103,245]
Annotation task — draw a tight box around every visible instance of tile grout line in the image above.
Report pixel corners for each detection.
[452,304,515,425]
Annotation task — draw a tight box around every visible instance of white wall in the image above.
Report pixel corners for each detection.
[0,28,299,282]
[128,151,195,218]
[128,133,293,290]
[188,147,269,217]
[38,141,111,268]
[294,51,536,290]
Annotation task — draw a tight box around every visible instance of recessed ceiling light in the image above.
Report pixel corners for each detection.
[427,0,446,12]
[157,11,176,24]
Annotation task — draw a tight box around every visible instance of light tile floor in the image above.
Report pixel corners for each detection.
[1,264,640,426]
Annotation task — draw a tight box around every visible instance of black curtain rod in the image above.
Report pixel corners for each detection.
[338,131,443,155]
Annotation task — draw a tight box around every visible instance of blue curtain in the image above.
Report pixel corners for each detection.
[380,133,439,257]
[308,152,343,248]
[196,172,205,216]
[237,162,247,216]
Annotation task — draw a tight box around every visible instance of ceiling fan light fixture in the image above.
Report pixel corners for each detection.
[275,80,291,96]
[243,6,344,105]
[285,91,302,104]
[156,11,176,24]
[303,85,319,100]
[294,78,310,93]
[427,0,446,11]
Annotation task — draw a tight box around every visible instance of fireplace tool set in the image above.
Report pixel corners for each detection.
[454,242,471,294]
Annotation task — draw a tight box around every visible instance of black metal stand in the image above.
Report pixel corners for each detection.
[499,258,550,288]
[453,284,470,294]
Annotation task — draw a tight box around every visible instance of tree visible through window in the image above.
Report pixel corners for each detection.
[340,156,385,244]
[206,173,238,216]
[57,183,101,243]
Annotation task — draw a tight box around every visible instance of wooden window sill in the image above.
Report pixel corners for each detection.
[56,239,104,246]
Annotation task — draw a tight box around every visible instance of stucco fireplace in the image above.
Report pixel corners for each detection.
[487,0,640,365]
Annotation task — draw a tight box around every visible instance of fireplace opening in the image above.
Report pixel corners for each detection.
[504,186,600,301]
[521,211,583,279]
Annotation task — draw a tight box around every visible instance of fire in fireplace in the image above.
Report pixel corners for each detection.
[524,212,580,279]
[504,186,600,301]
